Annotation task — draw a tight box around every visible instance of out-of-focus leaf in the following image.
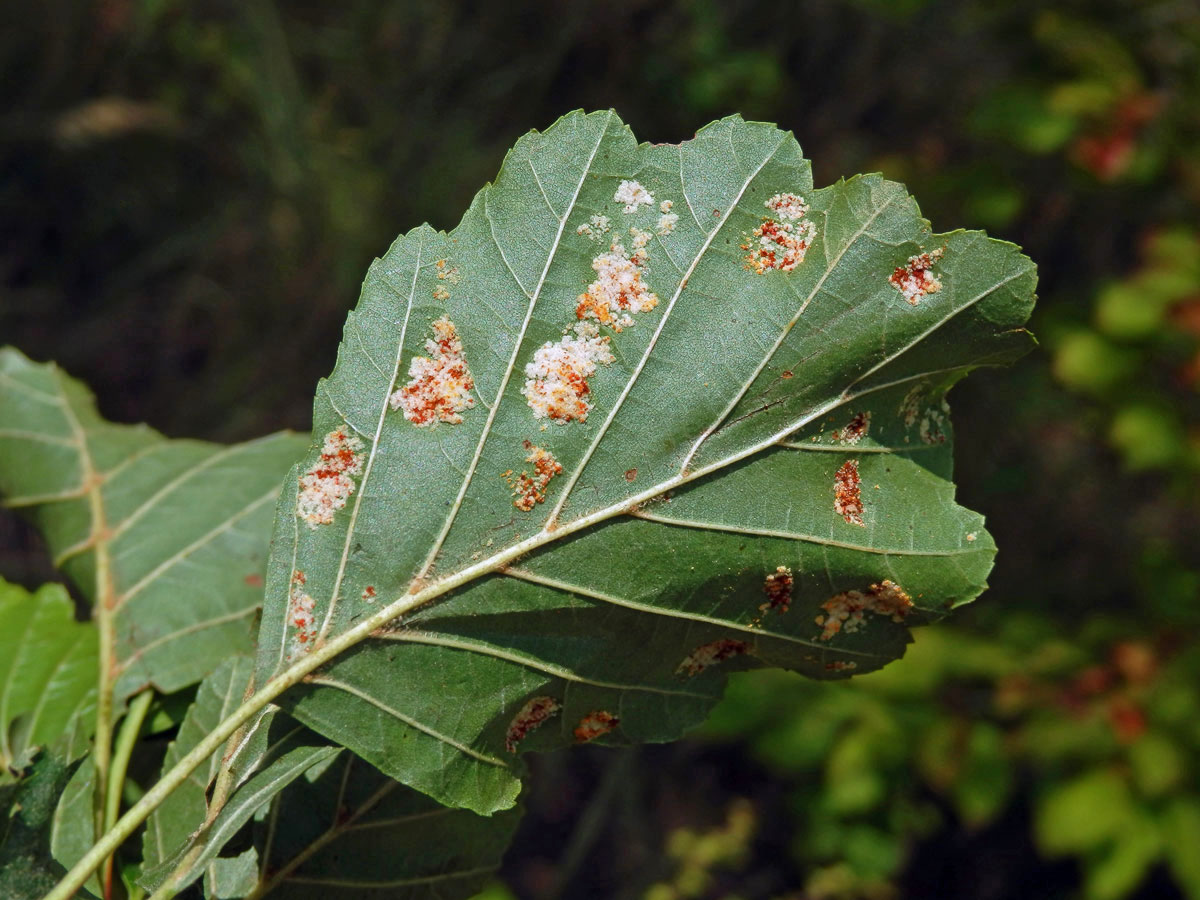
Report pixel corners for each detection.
[0,580,96,779]
[1164,799,1200,900]
[0,348,307,700]
[1035,768,1135,856]
[251,110,1036,816]
[1083,815,1161,900]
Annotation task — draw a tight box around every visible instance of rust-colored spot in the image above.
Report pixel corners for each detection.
[834,459,865,527]
[432,285,450,301]
[825,660,858,672]
[390,317,476,426]
[624,468,637,482]
[435,258,460,283]
[287,569,317,660]
[919,404,948,444]
[890,248,945,305]
[574,710,619,743]
[761,565,794,615]
[505,696,561,752]
[832,411,871,445]
[361,585,377,603]
[508,441,563,511]
[781,370,794,379]
[297,429,366,528]
[243,573,264,588]
[743,194,816,274]
[576,246,659,331]
[522,324,614,423]
[676,639,750,677]
[816,579,913,641]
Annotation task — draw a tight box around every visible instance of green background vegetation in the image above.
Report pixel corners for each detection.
[3,1,1199,897]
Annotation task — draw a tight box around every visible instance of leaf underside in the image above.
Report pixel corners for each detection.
[260,110,1031,816]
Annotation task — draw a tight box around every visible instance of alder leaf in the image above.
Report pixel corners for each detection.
[254,110,1037,815]
[0,348,308,700]
[0,580,97,780]
[142,659,517,899]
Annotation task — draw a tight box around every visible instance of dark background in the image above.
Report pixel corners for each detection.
[3,1,1199,898]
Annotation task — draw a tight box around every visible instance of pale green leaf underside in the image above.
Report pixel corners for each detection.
[0,349,308,700]
[255,110,1036,815]
[0,580,97,779]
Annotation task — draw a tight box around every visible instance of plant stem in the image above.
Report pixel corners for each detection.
[60,369,121,900]
[45,459,730,900]
[105,690,154,841]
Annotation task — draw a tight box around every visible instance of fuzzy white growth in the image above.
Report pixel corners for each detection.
[816,580,913,641]
[389,317,475,426]
[287,571,317,659]
[522,323,615,423]
[296,429,365,528]
[576,214,611,241]
[890,249,945,305]
[656,212,679,235]
[677,639,749,677]
[743,195,818,274]
[765,192,810,220]
[659,199,673,213]
[576,245,660,332]
[614,179,654,214]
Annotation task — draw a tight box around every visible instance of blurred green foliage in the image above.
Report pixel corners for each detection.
[3,0,1199,898]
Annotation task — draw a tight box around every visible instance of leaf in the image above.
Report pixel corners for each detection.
[143,660,515,899]
[0,348,308,700]
[1035,768,1136,856]
[0,580,97,779]
[143,657,258,875]
[49,755,100,898]
[248,753,519,899]
[252,110,1036,815]
[0,752,84,900]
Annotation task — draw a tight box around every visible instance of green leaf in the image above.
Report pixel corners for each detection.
[49,755,99,898]
[143,659,515,899]
[252,110,1036,815]
[249,753,519,899]
[1164,798,1200,899]
[143,657,258,874]
[143,740,340,895]
[0,348,308,700]
[1035,768,1136,856]
[0,753,84,900]
[0,580,97,779]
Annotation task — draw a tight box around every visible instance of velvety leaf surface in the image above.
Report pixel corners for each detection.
[0,580,97,779]
[0,349,308,700]
[253,110,1036,815]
